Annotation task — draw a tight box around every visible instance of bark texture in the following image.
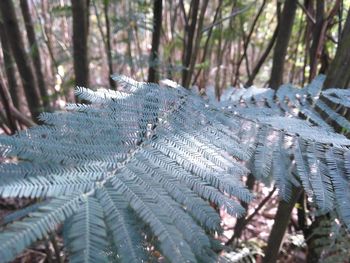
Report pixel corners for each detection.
[0,20,19,108]
[148,0,163,83]
[323,9,350,89]
[72,0,90,88]
[269,0,297,89]
[263,186,302,263]
[0,0,42,119]
[20,0,50,110]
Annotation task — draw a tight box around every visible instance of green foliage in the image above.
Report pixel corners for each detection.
[312,216,350,263]
[223,76,350,221]
[1,76,350,262]
[0,76,251,263]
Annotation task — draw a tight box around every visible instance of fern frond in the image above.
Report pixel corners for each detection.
[0,195,82,262]
[293,138,313,196]
[325,148,350,226]
[64,196,109,263]
[109,176,198,263]
[2,75,350,262]
[0,172,95,198]
[322,88,350,108]
[95,187,148,263]
[223,75,350,226]
[306,143,334,213]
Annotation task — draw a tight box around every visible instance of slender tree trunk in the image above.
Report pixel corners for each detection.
[323,9,350,89]
[309,0,324,81]
[103,1,115,88]
[269,0,297,89]
[186,0,209,87]
[309,0,341,82]
[72,0,90,87]
[214,13,223,101]
[245,24,279,87]
[148,0,163,83]
[0,20,19,108]
[192,0,223,85]
[228,174,256,244]
[0,74,18,134]
[181,0,200,88]
[290,14,305,83]
[263,186,302,263]
[92,0,115,88]
[0,0,42,119]
[302,0,313,86]
[235,0,266,84]
[20,0,50,110]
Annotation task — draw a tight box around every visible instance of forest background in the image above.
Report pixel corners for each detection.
[1,0,350,262]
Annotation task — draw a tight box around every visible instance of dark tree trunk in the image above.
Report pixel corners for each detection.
[103,1,115,89]
[0,76,18,134]
[0,20,19,108]
[309,0,341,82]
[235,0,266,84]
[309,0,324,81]
[72,0,90,88]
[20,0,50,110]
[0,0,42,120]
[263,186,302,263]
[148,0,163,83]
[269,0,297,89]
[323,9,350,89]
[181,0,200,88]
[192,0,223,86]
[187,0,209,88]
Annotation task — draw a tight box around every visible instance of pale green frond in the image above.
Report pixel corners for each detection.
[306,143,334,213]
[0,194,83,262]
[109,176,197,263]
[95,187,148,263]
[64,196,109,263]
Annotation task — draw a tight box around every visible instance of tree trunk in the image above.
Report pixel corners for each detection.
[0,74,18,134]
[181,0,200,88]
[192,0,223,86]
[323,9,350,89]
[72,0,90,88]
[235,0,266,85]
[20,0,50,110]
[263,186,302,263]
[186,0,209,88]
[309,0,324,81]
[269,0,297,89]
[245,24,279,87]
[0,20,20,108]
[148,0,163,83]
[103,0,115,88]
[0,0,42,120]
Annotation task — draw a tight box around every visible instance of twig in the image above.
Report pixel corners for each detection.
[44,237,54,263]
[202,3,253,32]
[297,1,316,24]
[49,233,62,263]
[235,0,266,83]
[225,186,276,245]
[9,105,36,127]
[245,186,277,224]
[0,75,18,133]
[192,0,223,85]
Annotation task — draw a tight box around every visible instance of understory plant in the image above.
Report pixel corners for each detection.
[0,75,349,263]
